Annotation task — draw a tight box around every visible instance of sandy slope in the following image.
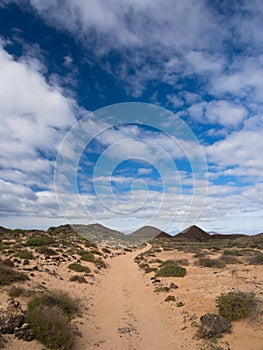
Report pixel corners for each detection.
[78,246,177,350]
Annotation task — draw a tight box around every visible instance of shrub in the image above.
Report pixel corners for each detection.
[174,258,189,266]
[0,258,15,267]
[8,286,25,297]
[90,249,103,256]
[80,252,95,263]
[37,246,57,256]
[148,258,163,264]
[26,236,55,247]
[199,258,225,268]
[0,265,28,285]
[155,261,186,277]
[102,247,111,254]
[223,250,242,256]
[145,267,158,273]
[26,304,74,350]
[27,290,78,317]
[70,275,88,283]
[219,255,241,264]
[247,254,263,265]
[14,250,34,260]
[216,291,257,321]
[68,263,91,273]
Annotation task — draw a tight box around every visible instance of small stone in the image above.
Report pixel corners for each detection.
[170,282,178,289]
[176,301,185,307]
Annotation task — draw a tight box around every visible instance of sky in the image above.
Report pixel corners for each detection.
[0,0,263,235]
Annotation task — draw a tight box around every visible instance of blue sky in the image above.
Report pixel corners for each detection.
[0,0,263,234]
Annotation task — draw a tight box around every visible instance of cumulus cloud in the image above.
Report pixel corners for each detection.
[188,100,248,127]
[0,43,78,218]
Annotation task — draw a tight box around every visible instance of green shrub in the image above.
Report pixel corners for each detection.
[90,249,103,256]
[37,246,57,256]
[216,291,257,321]
[84,240,97,248]
[27,291,78,317]
[80,252,95,263]
[223,250,242,256]
[102,247,111,254]
[0,265,28,285]
[155,261,186,277]
[199,258,225,268]
[70,275,88,283]
[14,250,34,260]
[68,263,91,273]
[26,236,55,247]
[12,229,25,234]
[26,304,74,350]
[145,267,158,274]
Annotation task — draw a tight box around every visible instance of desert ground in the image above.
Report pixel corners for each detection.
[0,226,262,350]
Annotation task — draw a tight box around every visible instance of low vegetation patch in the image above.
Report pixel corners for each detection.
[68,263,91,273]
[223,249,242,256]
[247,253,263,265]
[70,275,88,283]
[0,265,28,285]
[0,258,15,267]
[216,291,257,321]
[37,246,57,256]
[14,250,34,260]
[219,255,241,264]
[26,236,55,247]
[198,258,225,268]
[8,286,25,297]
[79,251,96,263]
[25,291,78,350]
[156,260,186,277]
[90,249,103,256]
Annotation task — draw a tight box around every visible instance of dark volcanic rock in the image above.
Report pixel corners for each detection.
[165,295,176,302]
[0,314,25,334]
[14,323,34,341]
[199,313,231,338]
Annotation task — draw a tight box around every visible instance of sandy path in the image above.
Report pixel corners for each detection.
[81,246,179,350]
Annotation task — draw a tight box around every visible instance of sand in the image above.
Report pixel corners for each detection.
[1,243,263,350]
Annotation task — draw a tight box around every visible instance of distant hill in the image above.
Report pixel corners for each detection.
[0,226,12,234]
[129,226,169,240]
[174,225,210,242]
[155,231,173,239]
[210,233,247,241]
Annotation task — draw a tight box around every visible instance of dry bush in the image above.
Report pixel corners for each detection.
[0,265,28,285]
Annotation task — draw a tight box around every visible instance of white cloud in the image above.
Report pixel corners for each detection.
[188,100,248,127]
[0,43,79,218]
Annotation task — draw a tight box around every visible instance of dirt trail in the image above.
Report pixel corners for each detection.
[82,246,179,350]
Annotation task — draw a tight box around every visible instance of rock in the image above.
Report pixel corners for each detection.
[170,282,178,289]
[152,279,161,284]
[165,295,176,302]
[0,314,25,334]
[199,313,231,338]
[176,301,185,307]
[14,323,34,341]
[118,326,136,335]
